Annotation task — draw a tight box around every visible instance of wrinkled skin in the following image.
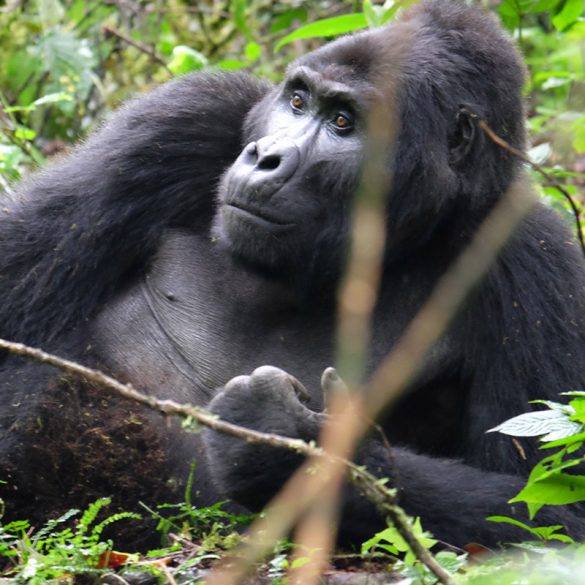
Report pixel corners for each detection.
[1,0,585,548]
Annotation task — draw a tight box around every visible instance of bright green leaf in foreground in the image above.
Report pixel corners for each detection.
[168,46,208,76]
[552,0,583,31]
[511,472,585,507]
[276,14,368,50]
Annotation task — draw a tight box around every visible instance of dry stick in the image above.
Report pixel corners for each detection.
[289,83,399,585]
[101,25,171,72]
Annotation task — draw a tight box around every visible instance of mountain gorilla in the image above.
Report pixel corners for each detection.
[1,0,585,548]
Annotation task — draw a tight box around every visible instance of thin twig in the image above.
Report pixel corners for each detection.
[102,25,171,72]
[464,109,585,257]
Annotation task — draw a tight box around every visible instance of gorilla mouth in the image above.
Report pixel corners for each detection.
[225,202,294,229]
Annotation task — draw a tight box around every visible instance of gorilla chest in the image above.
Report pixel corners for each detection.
[91,231,334,407]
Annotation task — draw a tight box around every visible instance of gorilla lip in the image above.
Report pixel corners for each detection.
[224,202,294,230]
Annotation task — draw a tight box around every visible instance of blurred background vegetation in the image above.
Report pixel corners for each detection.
[0,0,583,210]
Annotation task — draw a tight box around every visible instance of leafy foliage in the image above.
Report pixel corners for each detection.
[0,498,140,583]
[490,393,585,520]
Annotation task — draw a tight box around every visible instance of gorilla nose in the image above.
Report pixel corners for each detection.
[245,136,300,182]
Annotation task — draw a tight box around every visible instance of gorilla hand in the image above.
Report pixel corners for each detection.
[203,366,324,511]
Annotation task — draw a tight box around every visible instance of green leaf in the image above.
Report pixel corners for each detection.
[14,127,36,141]
[488,409,581,441]
[361,517,436,566]
[231,0,252,40]
[487,515,538,536]
[527,0,562,12]
[276,14,368,51]
[541,430,585,449]
[511,472,585,506]
[217,59,246,71]
[552,0,583,31]
[245,42,261,63]
[363,0,383,28]
[270,8,308,34]
[571,116,585,153]
[168,46,208,76]
[33,92,73,107]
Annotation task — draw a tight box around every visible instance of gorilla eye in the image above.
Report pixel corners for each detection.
[332,112,353,133]
[290,93,305,112]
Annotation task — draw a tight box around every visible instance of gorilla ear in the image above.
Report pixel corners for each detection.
[448,105,477,167]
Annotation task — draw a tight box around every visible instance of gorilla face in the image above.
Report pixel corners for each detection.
[213,65,369,282]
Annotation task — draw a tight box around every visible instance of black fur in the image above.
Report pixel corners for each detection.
[1,0,585,548]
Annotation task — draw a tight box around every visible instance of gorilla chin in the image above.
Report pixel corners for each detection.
[212,200,300,279]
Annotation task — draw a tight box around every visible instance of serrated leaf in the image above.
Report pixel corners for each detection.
[276,14,368,51]
[488,410,580,439]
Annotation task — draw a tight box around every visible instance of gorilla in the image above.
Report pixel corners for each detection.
[1,0,585,548]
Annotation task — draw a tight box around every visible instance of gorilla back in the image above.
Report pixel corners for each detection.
[2,0,585,548]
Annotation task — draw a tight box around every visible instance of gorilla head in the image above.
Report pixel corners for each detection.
[213,1,526,285]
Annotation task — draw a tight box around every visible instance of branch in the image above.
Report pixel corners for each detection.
[463,108,585,258]
[0,339,310,455]
[101,25,171,72]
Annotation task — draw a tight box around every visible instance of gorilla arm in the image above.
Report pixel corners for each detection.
[0,73,270,346]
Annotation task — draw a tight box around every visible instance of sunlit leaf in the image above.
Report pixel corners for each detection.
[488,409,581,440]
[168,46,208,76]
[33,93,73,107]
[217,59,246,71]
[245,42,261,62]
[511,472,585,506]
[552,0,583,31]
[14,127,36,141]
[276,14,368,51]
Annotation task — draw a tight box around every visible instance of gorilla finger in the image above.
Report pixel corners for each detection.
[249,365,309,402]
[321,367,350,410]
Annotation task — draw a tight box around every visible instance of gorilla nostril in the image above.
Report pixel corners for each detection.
[257,154,281,171]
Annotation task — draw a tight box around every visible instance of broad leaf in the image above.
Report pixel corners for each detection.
[276,14,368,50]
[511,472,585,506]
[552,0,583,31]
[488,410,581,441]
